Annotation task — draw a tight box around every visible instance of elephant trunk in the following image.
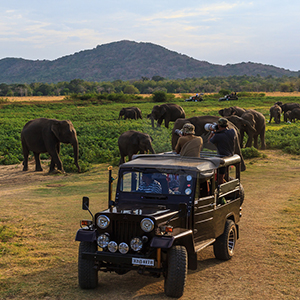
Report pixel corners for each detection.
[72,140,81,172]
[148,144,155,154]
[150,115,155,128]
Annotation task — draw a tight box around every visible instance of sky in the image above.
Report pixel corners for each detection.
[1,1,300,71]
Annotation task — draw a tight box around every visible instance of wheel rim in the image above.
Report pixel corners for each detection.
[228,227,236,254]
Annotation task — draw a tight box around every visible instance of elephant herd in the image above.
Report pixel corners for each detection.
[269,101,300,123]
[118,104,271,172]
[20,101,299,174]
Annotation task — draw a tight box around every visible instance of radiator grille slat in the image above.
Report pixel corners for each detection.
[112,220,139,244]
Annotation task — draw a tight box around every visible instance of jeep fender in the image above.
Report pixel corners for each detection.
[150,229,197,270]
[75,229,97,242]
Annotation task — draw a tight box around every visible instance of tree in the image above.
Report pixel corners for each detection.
[123,85,139,94]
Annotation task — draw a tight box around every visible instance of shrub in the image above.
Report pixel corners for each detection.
[152,91,168,102]
[241,147,262,159]
[61,156,90,173]
[218,89,231,96]
[152,91,175,103]
[0,154,20,165]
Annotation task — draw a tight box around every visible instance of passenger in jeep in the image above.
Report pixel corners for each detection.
[209,118,237,184]
[137,173,162,194]
[175,123,203,157]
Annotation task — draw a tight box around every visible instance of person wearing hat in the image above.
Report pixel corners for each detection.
[175,123,203,157]
[209,117,237,184]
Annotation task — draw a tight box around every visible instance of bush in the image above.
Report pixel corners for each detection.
[0,154,20,165]
[152,91,168,102]
[218,89,231,96]
[241,147,262,159]
[152,91,175,103]
[61,156,90,173]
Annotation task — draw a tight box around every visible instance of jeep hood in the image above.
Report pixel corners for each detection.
[105,204,178,219]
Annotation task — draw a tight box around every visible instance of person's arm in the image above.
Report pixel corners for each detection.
[208,131,215,143]
[175,137,183,154]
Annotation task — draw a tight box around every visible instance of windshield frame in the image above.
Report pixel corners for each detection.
[116,167,198,205]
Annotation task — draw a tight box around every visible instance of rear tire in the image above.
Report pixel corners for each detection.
[213,220,237,260]
[78,241,98,289]
[164,245,187,298]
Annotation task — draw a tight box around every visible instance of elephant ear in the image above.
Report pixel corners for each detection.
[130,132,140,146]
[241,118,256,133]
[51,121,61,139]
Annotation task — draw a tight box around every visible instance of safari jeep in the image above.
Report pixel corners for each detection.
[75,152,244,298]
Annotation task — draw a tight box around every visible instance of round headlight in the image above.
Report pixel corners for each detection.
[119,242,129,254]
[97,234,110,248]
[108,241,118,253]
[97,215,110,229]
[140,218,154,233]
[130,237,143,251]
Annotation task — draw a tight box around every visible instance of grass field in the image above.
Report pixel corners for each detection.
[3,91,300,103]
[1,95,300,298]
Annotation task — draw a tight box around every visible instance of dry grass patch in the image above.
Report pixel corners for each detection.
[1,151,300,299]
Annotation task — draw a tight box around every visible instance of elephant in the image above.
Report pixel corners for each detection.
[21,118,80,173]
[118,130,155,165]
[148,103,185,128]
[225,115,257,148]
[119,107,142,120]
[286,108,300,123]
[171,116,246,171]
[219,106,246,117]
[284,110,292,122]
[240,109,266,150]
[269,104,282,124]
[275,102,300,121]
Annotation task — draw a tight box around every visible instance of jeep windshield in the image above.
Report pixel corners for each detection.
[119,170,195,196]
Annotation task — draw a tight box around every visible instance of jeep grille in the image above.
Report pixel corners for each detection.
[111,219,140,244]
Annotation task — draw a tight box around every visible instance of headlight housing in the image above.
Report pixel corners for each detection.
[130,237,143,251]
[140,218,154,233]
[96,215,110,229]
[119,242,129,254]
[108,241,118,253]
[97,234,110,248]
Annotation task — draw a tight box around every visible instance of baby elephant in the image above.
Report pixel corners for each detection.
[119,107,142,120]
[118,130,155,165]
[286,108,300,123]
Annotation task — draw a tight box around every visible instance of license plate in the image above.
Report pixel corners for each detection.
[132,258,155,266]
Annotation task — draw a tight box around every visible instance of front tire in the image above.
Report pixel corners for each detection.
[213,220,237,260]
[78,241,98,289]
[164,245,187,298]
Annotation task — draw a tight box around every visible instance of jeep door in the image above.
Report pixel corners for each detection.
[193,177,215,242]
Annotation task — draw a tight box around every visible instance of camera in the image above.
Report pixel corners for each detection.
[204,123,218,132]
[174,129,183,136]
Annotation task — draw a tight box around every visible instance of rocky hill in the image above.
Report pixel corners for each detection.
[0,40,299,83]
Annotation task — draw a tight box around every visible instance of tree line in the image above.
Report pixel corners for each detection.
[1,75,300,97]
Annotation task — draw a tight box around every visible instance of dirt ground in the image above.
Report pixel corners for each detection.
[1,151,299,300]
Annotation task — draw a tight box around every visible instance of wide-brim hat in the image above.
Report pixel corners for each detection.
[218,118,228,127]
[181,123,195,134]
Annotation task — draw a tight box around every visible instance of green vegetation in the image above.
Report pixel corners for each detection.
[1,75,300,97]
[1,95,300,171]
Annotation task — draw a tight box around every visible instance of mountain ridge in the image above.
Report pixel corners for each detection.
[0,40,299,83]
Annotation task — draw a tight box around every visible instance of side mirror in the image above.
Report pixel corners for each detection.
[82,196,89,210]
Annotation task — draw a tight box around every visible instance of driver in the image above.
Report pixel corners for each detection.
[137,173,162,194]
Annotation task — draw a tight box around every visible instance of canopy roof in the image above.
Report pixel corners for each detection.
[120,153,241,174]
